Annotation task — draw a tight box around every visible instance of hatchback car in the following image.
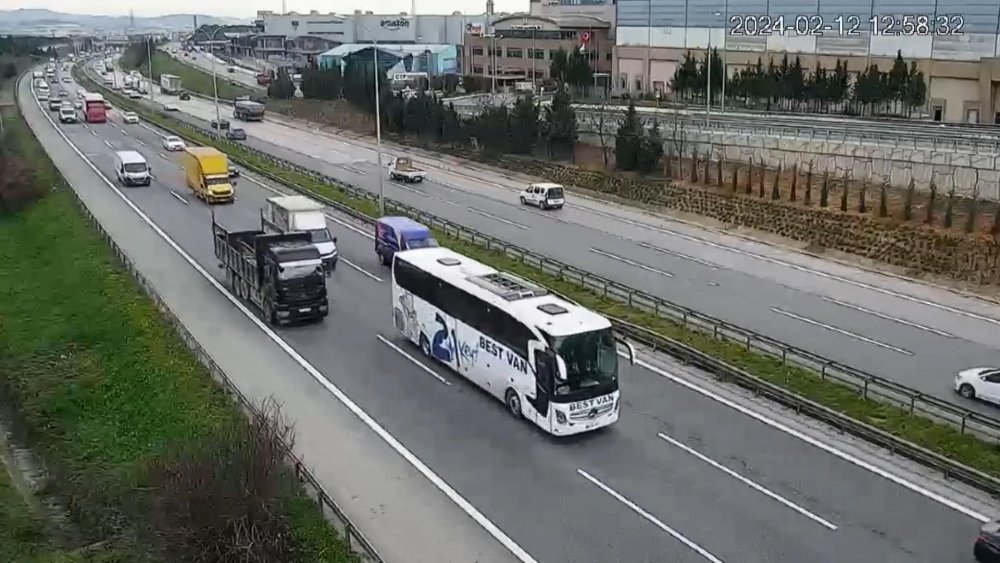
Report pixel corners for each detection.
[955,368,1000,404]
[163,103,179,112]
[162,136,185,151]
[225,127,246,140]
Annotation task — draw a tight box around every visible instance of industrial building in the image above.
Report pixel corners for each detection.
[319,44,459,77]
[613,0,1000,123]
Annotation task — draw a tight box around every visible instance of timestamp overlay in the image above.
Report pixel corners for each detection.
[728,14,966,37]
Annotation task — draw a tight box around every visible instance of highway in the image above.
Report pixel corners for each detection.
[95,62,1000,417]
[37,65,996,563]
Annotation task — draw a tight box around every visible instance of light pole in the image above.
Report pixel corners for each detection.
[146,37,155,104]
[706,10,722,126]
[210,28,223,128]
[720,0,728,112]
[373,39,386,215]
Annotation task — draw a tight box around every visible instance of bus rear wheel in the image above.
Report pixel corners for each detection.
[505,389,522,419]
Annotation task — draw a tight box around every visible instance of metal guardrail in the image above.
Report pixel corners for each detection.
[63,67,384,561]
[83,70,1000,496]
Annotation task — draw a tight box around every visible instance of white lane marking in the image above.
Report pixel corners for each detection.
[136,139,145,146]
[169,190,188,204]
[120,128,127,135]
[636,240,720,269]
[30,83,536,563]
[103,139,114,149]
[821,297,955,338]
[582,206,1000,327]
[577,469,724,563]
[394,182,429,196]
[157,152,169,160]
[656,433,838,530]
[468,207,529,230]
[342,258,383,282]
[616,350,991,522]
[769,307,914,356]
[589,247,674,278]
[90,129,97,136]
[376,335,451,386]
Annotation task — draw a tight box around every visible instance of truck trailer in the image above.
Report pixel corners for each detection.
[159,73,182,95]
[233,99,265,121]
[212,217,329,325]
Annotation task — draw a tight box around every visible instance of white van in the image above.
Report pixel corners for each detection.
[519,182,565,210]
[114,151,151,187]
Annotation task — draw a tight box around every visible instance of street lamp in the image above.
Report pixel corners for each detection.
[706,10,722,126]
[146,37,155,104]
[720,0,728,112]
[209,27,224,131]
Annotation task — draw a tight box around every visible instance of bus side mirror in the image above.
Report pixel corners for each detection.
[617,338,637,365]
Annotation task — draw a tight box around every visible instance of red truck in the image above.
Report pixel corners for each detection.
[83,93,107,123]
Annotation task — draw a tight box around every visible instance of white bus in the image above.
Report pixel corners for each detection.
[391,247,636,436]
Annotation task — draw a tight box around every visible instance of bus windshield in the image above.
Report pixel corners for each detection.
[546,327,618,397]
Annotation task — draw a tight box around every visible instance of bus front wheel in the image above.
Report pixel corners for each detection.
[505,389,522,419]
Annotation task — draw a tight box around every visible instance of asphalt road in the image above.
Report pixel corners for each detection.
[94,63,1000,417]
[42,66,993,562]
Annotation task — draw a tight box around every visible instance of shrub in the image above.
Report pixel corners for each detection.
[0,153,43,213]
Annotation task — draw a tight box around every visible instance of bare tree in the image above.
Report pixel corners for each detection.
[587,105,613,169]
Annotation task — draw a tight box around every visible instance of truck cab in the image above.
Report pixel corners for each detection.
[375,216,437,266]
[261,195,338,273]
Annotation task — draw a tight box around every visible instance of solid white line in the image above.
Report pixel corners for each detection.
[615,351,990,522]
[169,190,188,204]
[770,307,913,356]
[395,183,428,196]
[589,247,674,278]
[582,205,1000,327]
[376,335,451,386]
[468,207,529,230]
[821,297,955,338]
[656,433,838,530]
[636,240,720,269]
[29,80,535,562]
[577,469,724,563]
[342,258,383,282]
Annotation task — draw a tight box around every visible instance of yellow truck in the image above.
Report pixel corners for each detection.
[182,146,235,203]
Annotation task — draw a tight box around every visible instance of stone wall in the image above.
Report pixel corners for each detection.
[483,156,1000,286]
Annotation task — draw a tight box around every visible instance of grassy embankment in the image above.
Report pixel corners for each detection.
[124,50,256,101]
[85,72,1000,483]
[1,85,354,560]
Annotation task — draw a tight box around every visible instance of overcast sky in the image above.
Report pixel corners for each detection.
[10,0,528,18]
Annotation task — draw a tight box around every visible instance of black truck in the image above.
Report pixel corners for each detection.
[212,218,329,325]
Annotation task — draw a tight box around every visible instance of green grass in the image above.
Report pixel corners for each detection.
[3,88,352,560]
[86,75,1000,483]
[126,50,257,101]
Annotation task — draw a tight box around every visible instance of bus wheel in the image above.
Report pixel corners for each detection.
[419,333,431,357]
[505,389,522,419]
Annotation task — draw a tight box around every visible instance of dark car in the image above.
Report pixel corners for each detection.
[225,127,246,141]
[179,91,191,101]
[976,521,1000,562]
[210,119,230,130]
[228,165,240,178]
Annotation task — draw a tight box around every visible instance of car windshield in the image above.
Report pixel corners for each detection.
[278,263,320,280]
[308,229,331,243]
[546,187,564,199]
[124,163,146,173]
[404,236,437,249]
[546,327,618,397]
[165,137,180,144]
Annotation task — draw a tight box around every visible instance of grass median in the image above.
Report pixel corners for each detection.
[89,77,1000,483]
[4,87,355,560]
[124,50,256,101]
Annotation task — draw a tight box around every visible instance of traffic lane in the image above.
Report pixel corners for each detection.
[166,94,1000,348]
[77,113,982,562]
[616,358,979,563]
[83,122,737,563]
[102,81,994,400]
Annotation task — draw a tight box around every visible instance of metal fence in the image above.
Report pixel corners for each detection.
[85,70,1000,495]
[57,68,385,561]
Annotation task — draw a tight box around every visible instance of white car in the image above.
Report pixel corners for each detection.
[955,367,1000,403]
[163,103,178,112]
[162,136,185,151]
[519,182,565,210]
[122,111,139,124]
[128,90,142,99]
